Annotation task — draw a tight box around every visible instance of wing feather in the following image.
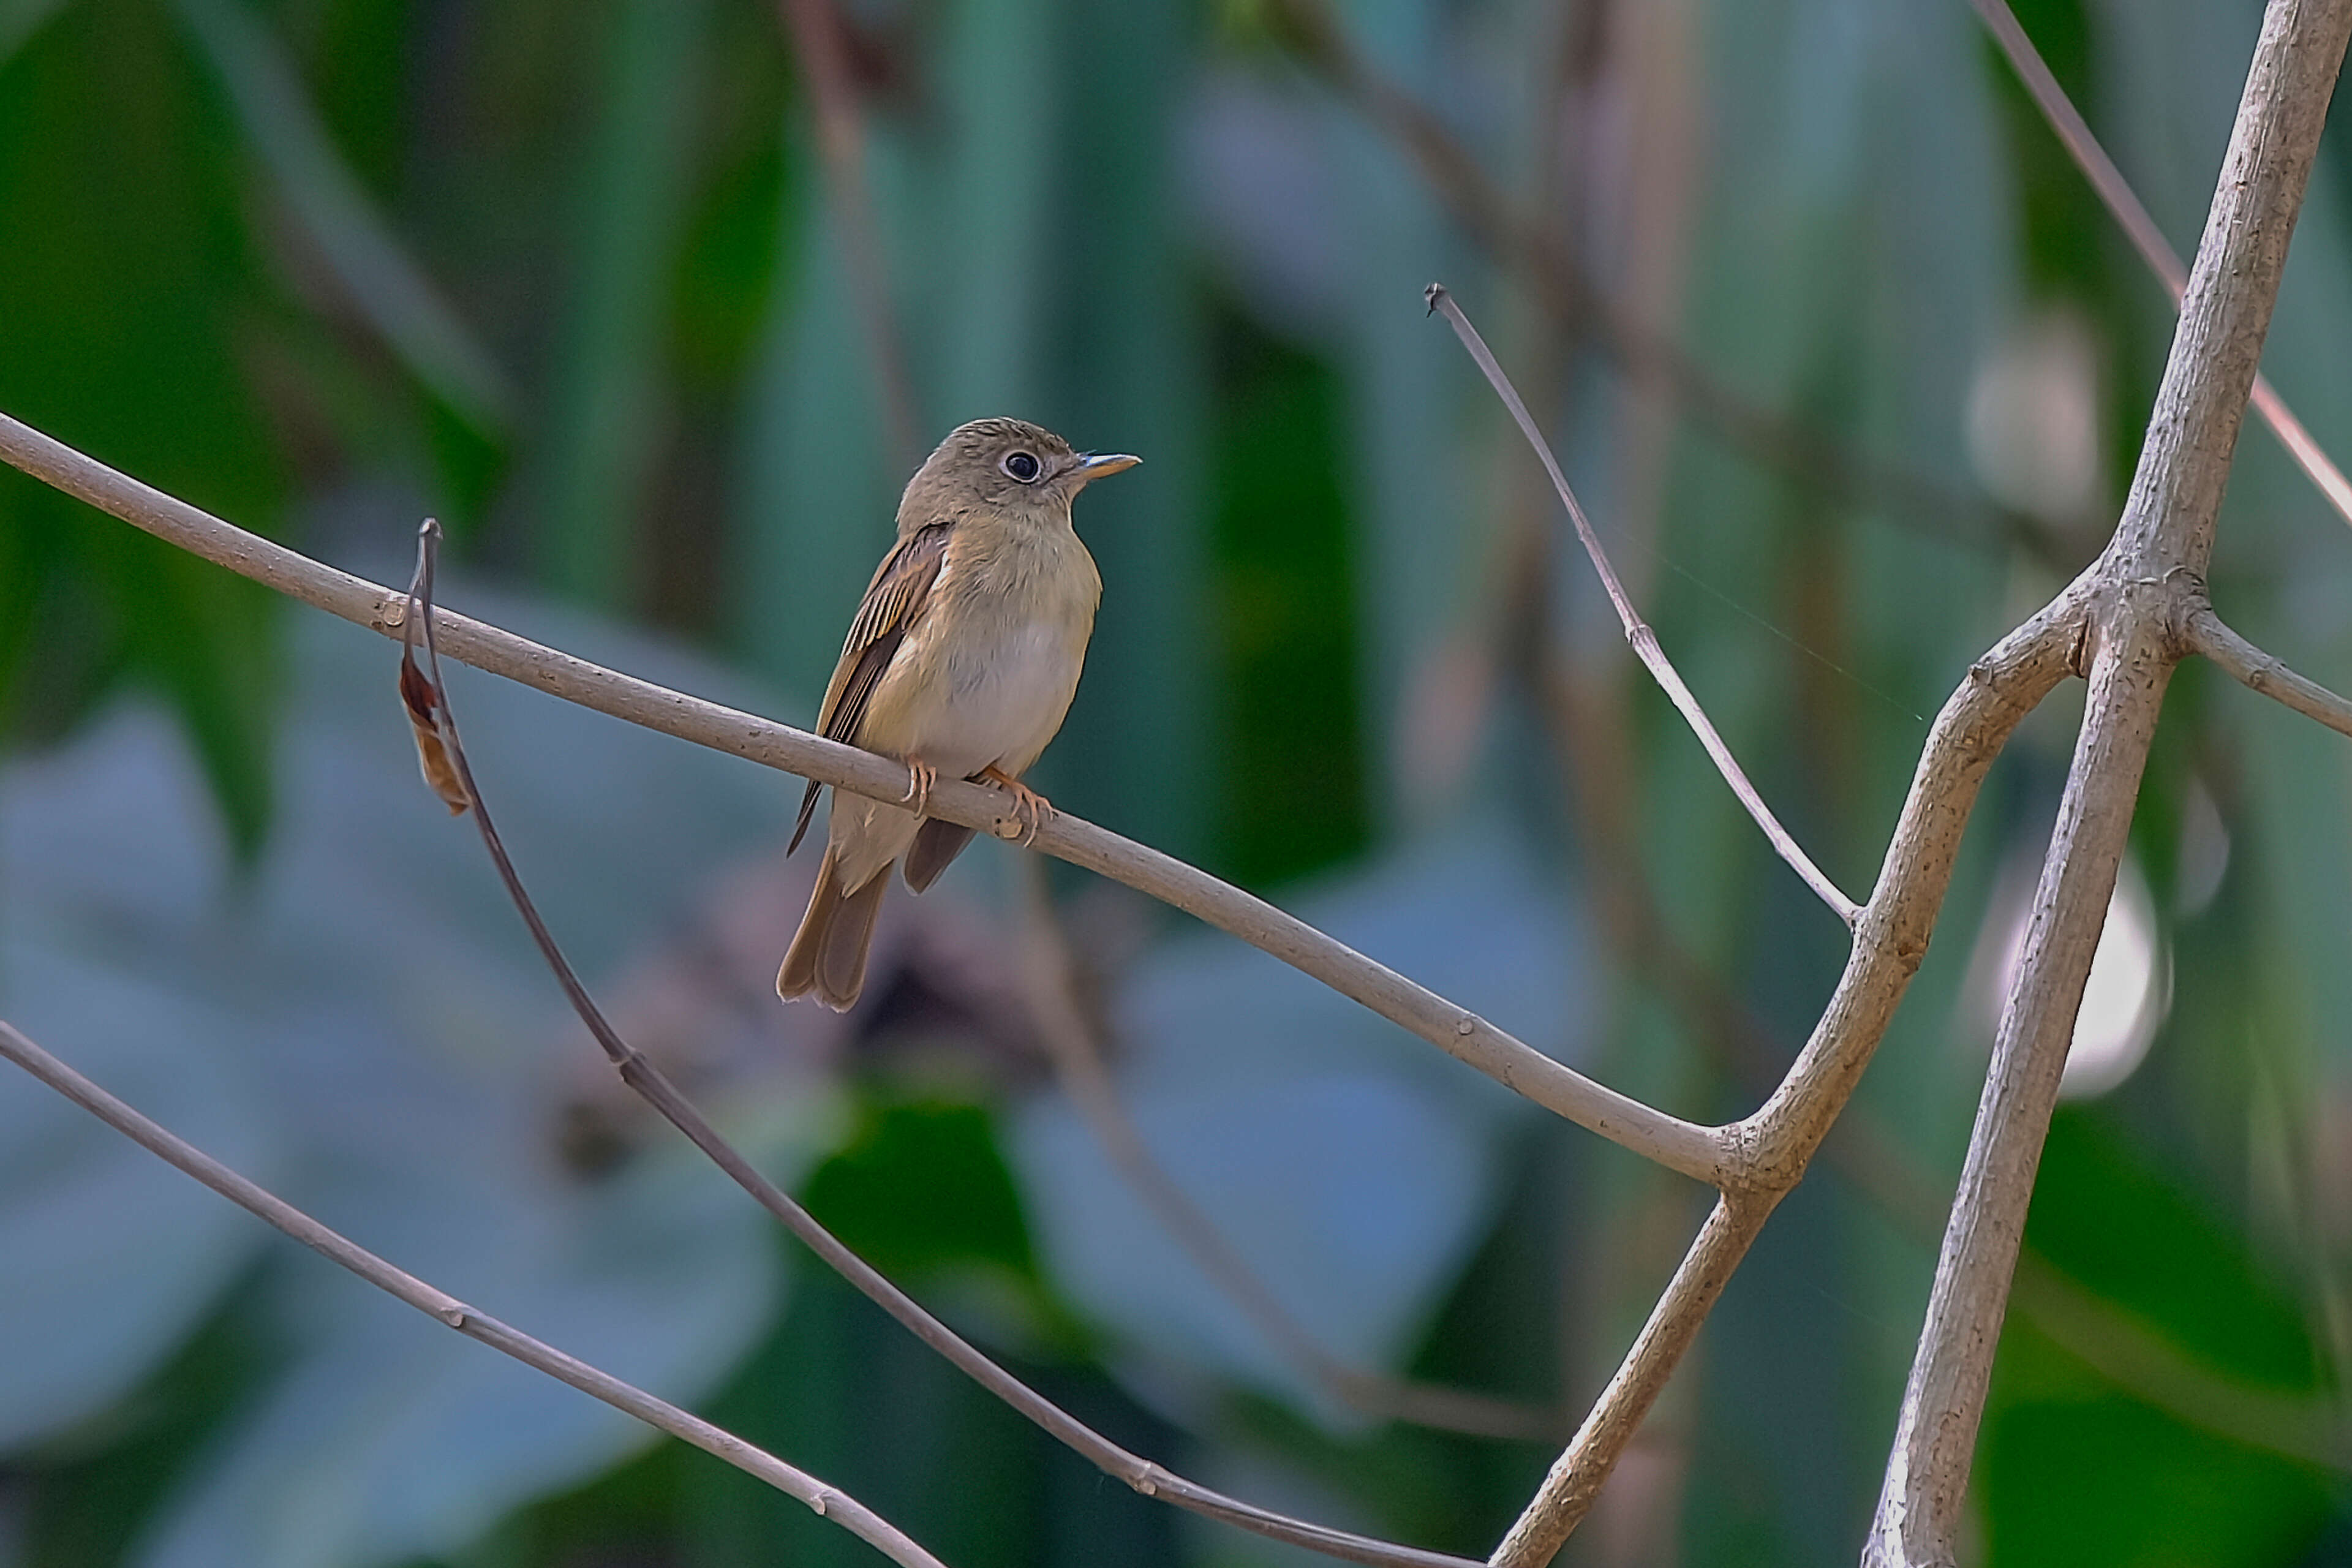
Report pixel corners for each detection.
[790,522,953,853]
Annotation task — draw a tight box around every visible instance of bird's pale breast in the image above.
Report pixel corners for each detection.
[855,519,1098,782]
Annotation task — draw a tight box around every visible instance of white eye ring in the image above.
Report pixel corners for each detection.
[1001,450,1042,483]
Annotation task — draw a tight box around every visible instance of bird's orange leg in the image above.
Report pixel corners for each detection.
[979,764,1053,845]
[901,755,938,818]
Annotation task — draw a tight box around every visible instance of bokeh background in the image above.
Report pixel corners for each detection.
[4,0,2352,1564]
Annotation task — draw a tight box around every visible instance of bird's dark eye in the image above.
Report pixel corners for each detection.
[1001,450,1042,483]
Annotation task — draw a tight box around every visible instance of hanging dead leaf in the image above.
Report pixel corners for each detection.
[399,650,470,815]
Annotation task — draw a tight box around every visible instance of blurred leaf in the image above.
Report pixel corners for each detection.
[1319,0,1476,837]
[22,1308,268,1568]
[665,1261,1185,1568]
[0,944,273,1453]
[1980,1111,2334,1567]
[300,0,412,200]
[1985,0,2106,302]
[0,0,287,854]
[1016,0,1210,859]
[668,66,790,391]
[138,1145,780,1568]
[2024,1114,2318,1392]
[1205,309,1368,887]
[0,0,70,68]
[1983,1397,2332,1568]
[799,1096,1033,1282]
[1,592,823,1568]
[731,122,897,702]
[930,0,1054,426]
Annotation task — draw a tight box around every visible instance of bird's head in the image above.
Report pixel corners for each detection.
[897,417,1139,529]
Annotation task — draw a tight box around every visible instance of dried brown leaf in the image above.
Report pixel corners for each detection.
[398,631,469,815]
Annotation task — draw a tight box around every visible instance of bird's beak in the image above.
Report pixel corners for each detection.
[1068,451,1140,488]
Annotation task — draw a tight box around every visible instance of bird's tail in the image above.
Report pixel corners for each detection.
[777,845,889,1011]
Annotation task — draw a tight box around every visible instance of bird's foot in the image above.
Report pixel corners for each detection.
[980,765,1053,845]
[901,756,938,818]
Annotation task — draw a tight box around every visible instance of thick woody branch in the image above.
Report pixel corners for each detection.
[1971,0,2352,530]
[1867,622,2171,1568]
[1867,5,2352,1563]
[0,1020,948,1568]
[2185,604,2352,740]
[1536,621,2352,1481]
[1486,592,2082,1567]
[0,409,1729,1187]
[1491,1195,1765,1566]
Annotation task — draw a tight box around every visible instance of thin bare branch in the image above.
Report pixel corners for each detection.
[0,1020,947,1568]
[1428,284,1861,928]
[2185,603,2352,740]
[1972,0,2352,530]
[1011,858,1561,1446]
[1871,630,2172,1568]
[0,410,1728,1184]
[1868,6,2352,1562]
[396,525,1485,1568]
[773,0,922,472]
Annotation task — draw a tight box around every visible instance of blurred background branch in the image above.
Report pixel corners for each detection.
[1970,0,2352,530]
[770,0,920,472]
[1268,0,2082,565]
[1011,851,1564,1445]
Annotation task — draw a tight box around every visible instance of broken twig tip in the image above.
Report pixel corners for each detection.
[1424,282,1447,315]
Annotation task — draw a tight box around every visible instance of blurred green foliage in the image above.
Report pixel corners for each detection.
[6,0,2352,1565]
[0,0,287,854]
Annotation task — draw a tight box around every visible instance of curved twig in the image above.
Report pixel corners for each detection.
[0,409,1730,1186]
[0,1020,947,1568]
[1428,285,1861,928]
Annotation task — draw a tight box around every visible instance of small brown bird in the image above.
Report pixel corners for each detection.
[777,417,1139,1010]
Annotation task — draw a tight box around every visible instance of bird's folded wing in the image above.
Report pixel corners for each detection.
[790,521,953,853]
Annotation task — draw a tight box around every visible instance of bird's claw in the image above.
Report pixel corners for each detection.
[981,765,1053,845]
[902,756,938,818]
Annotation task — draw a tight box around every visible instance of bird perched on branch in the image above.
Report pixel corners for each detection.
[778,417,1139,1011]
